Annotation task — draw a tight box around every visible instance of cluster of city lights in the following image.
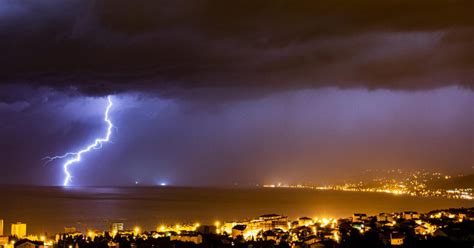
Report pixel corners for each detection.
[5,207,472,248]
[263,169,473,200]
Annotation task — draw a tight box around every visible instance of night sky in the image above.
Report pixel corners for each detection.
[0,0,472,186]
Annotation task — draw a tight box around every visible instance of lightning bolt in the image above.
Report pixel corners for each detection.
[44,96,114,186]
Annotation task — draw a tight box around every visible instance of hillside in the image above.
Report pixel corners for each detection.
[428,174,474,189]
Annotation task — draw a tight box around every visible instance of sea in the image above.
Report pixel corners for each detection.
[0,186,472,235]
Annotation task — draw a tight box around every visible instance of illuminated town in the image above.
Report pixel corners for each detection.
[1,208,473,248]
[263,169,474,200]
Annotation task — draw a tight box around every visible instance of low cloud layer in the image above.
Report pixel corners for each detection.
[0,0,473,98]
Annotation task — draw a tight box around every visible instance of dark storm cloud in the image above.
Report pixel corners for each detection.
[0,0,473,98]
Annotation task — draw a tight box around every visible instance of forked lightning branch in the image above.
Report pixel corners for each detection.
[43,96,114,186]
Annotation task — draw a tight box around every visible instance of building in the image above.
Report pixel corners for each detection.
[231,225,247,239]
[390,233,405,246]
[262,230,277,241]
[402,211,420,220]
[380,232,405,246]
[303,236,320,245]
[298,217,313,227]
[352,213,367,222]
[222,221,245,234]
[170,234,203,244]
[11,223,27,238]
[111,223,124,233]
[0,236,9,247]
[0,219,3,236]
[377,213,394,222]
[13,239,44,248]
[250,214,289,231]
[414,225,429,235]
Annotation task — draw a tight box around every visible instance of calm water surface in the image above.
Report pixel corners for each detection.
[0,186,472,235]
